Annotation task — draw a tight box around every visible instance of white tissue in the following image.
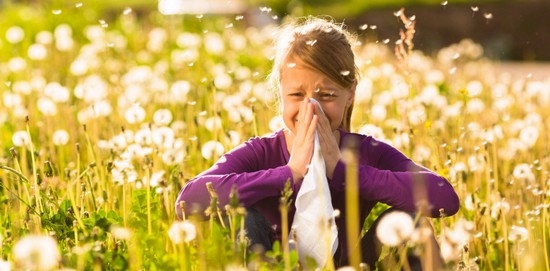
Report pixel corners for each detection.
[291,99,338,267]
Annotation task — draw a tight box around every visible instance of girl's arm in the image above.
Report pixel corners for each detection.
[330,136,459,217]
[175,139,295,219]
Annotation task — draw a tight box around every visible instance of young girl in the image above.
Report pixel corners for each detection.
[176,16,459,269]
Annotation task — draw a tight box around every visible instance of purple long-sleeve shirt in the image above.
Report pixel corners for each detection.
[176,129,459,261]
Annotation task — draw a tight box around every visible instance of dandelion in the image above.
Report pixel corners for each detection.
[518,125,539,148]
[440,219,474,262]
[5,26,25,44]
[153,109,173,125]
[204,32,225,55]
[110,225,132,240]
[375,211,415,247]
[37,97,58,116]
[176,32,202,48]
[357,124,386,141]
[205,116,223,132]
[13,234,61,270]
[213,73,233,90]
[370,104,387,122]
[152,126,175,149]
[12,130,30,147]
[44,82,70,103]
[111,157,138,184]
[465,80,483,96]
[28,43,48,60]
[169,80,191,104]
[201,140,224,160]
[35,30,53,44]
[490,199,511,219]
[168,221,197,244]
[512,163,535,185]
[8,57,27,72]
[508,225,528,242]
[3,92,22,108]
[125,104,146,124]
[52,129,70,146]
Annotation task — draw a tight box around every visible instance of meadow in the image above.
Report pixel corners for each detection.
[0,3,549,271]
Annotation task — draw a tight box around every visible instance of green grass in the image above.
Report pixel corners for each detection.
[0,2,549,271]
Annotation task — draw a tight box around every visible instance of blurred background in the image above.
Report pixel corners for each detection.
[1,0,549,70]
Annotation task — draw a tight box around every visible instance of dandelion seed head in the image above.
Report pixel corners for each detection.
[13,234,60,270]
[201,140,224,160]
[375,211,414,247]
[153,109,173,126]
[110,225,132,240]
[168,221,197,244]
[8,57,27,72]
[52,129,70,146]
[28,43,48,60]
[124,104,146,124]
[6,26,25,44]
[12,130,31,147]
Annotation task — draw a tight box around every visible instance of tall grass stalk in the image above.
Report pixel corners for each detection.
[343,142,361,269]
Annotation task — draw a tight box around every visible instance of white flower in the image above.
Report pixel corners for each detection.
[465,80,483,96]
[125,104,146,124]
[375,211,415,247]
[440,219,474,262]
[110,225,132,240]
[37,97,57,116]
[168,221,197,244]
[490,199,510,219]
[35,31,53,44]
[5,26,25,44]
[169,80,191,104]
[44,82,70,103]
[153,109,173,125]
[519,125,539,148]
[52,129,70,146]
[512,163,535,185]
[0,259,11,271]
[204,32,225,55]
[370,104,387,122]
[508,225,528,242]
[201,140,224,160]
[12,131,30,147]
[213,73,232,90]
[13,234,60,270]
[8,57,27,72]
[27,43,48,60]
[205,116,223,132]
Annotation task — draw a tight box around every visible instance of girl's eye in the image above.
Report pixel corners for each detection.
[319,91,336,98]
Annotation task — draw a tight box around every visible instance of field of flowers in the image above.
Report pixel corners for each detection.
[0,2,549,271]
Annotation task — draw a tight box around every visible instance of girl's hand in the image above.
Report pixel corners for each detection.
[287,99,318,183]
[312,100,342,180]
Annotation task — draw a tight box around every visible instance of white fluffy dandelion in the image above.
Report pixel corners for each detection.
[13,234,61,271]
[5,26,25,44]
[52,129,70,146]
[201,140,224,160]
[168,221,197,244]
[12,130,31,147]
[375,211,415,247]
[125,104,146,124]
[508,225,528,242]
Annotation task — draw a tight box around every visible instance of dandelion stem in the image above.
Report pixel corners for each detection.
[26,118,43,214]
[343,142,361,269]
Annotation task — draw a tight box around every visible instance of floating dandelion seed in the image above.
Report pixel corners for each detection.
[168,221,197,244]
[52,9,62,15]
[383,39,390,44]
[484,12,493,20]
[287,62,297,68]
[225,23,234,29]
[75,2,83,8]
[99,20,108,28]
[369,25,377,29]
[376,211,414,247]
[393,9,403,17]
[306,39,317,46]
[441,1,448,6]
[471,6,479,12]
[235,15,244,20]
[359,24,368,30]
[340,70,350,76]
[259,6,272,13]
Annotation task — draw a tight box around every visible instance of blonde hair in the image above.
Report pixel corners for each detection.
[268,16,359,131]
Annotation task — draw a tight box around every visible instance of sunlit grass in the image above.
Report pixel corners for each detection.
[0,3,549,271]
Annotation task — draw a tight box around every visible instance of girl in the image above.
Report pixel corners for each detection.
[176,16,459,269]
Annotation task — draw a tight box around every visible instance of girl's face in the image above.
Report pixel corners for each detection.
[280,57,355,135]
